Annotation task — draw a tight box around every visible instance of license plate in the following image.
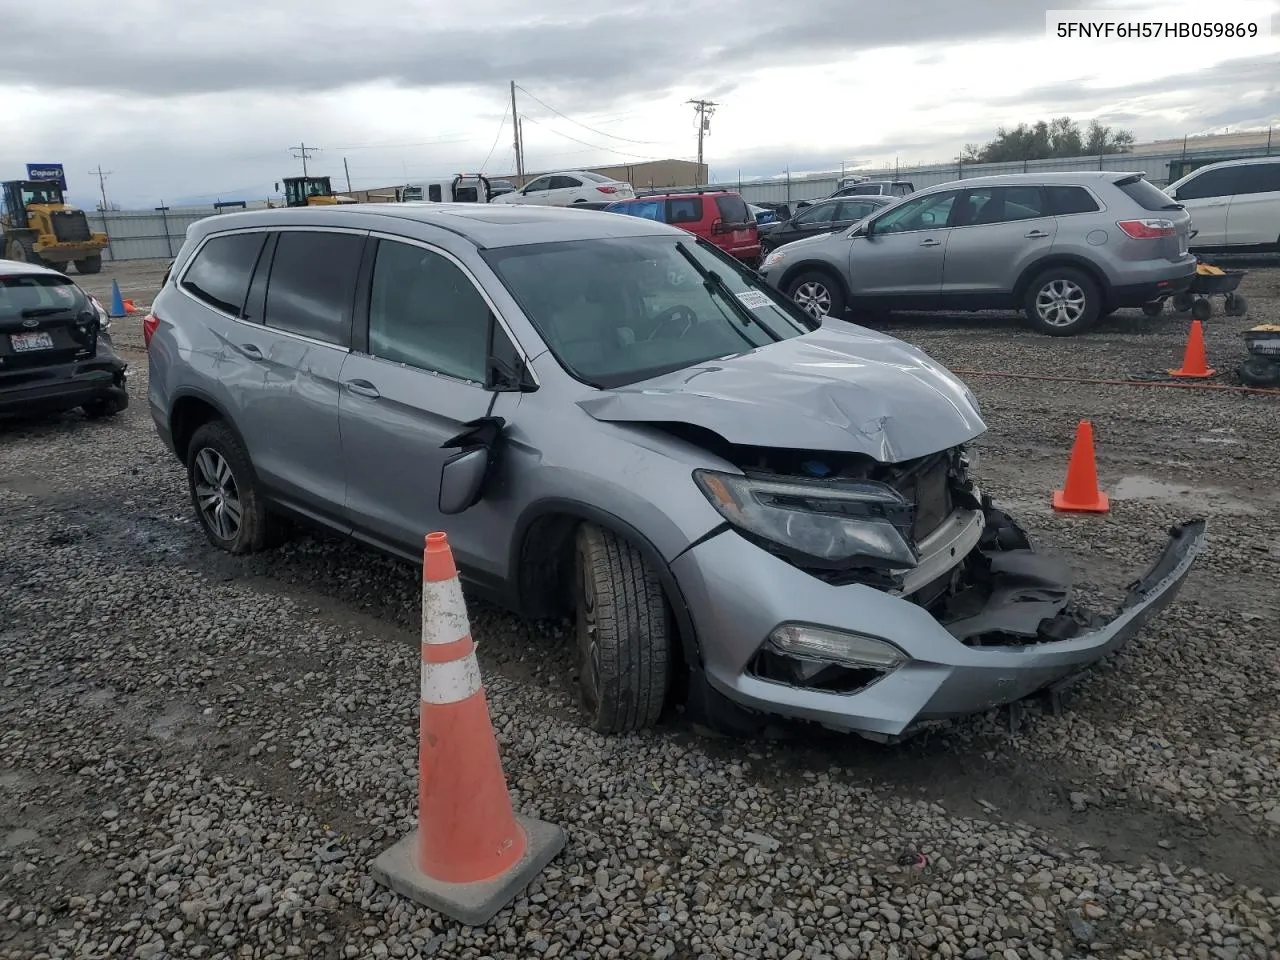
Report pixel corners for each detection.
[10,331,54,352]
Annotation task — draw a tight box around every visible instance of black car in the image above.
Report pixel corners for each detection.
[0,259,128,419]
[759,195,894,254]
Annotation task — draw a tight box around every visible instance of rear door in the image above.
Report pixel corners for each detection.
[338,235,526,572]
[1226,162,1280,246]
[236,227,366,521]
[547,175,585,206]
[1172,166,1241,246]
[940,185,1057,299]
[0,272,99,372]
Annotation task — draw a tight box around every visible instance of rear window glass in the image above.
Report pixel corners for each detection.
[579,171,612,183]
[181,231,267,316]
[1115,177,1181,211]
[714,194,751,225]
[0,274,90,319]
[666,198,703,224]
[1045,186,1101,215]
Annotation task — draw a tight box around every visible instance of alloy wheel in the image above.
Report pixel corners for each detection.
[793,281,831,319]
[1035,278,1087,327]
[193,447,243,542]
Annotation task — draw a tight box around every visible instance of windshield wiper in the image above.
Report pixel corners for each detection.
[19,307,71,318]
[674,241,779,341]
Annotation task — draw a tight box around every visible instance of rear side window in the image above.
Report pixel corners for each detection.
[666,198,703,224]
[613,200,664,221]
[428,185,442,202]
[1233,163,1280,195]
[181,232,267,316]
[714,194,751,225]
[263,231,363,346]
[1045,186,1101,215]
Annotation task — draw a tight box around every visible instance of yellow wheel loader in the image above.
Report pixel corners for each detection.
[280,176,358,207]
[1,180,110,274]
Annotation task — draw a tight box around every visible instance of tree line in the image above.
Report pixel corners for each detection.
[963,117,1136,164]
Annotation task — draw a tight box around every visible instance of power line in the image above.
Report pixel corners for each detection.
[687,99,718,185]
[479,101,510,174]
[518,115,677,163]
[289,142,319,177]
[515,84,660,145]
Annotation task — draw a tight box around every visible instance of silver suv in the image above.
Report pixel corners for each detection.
[759,172,1197,336]
[146,204,1204,741]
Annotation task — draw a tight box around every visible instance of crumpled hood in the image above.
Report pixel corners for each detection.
[576,321,986,463]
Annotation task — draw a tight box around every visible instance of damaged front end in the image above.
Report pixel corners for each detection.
[677,431,1207,738]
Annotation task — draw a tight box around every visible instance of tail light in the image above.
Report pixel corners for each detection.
[710,218,725,235]
[142,312,160,347]
[596,185,619,194]
[1117,219,1176,239]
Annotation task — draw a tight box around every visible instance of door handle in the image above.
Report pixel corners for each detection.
[919,238,942,247]
[343,379,381,399]
[1025,230,1051,239]
[241,343,264,359]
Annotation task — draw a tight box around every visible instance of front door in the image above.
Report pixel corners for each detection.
[849,188,960,301]
[1175,166,1241,247]
[940,185,1058,299]
[517,176,555,206]
[339,236,525,572]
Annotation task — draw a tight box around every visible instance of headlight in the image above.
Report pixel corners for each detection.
[761,249,786,271]
[90,296,111,331]
[693,469,917,569]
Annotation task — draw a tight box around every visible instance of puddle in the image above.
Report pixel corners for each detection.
[1112,475,1258,514]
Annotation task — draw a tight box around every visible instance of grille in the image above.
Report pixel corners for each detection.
[894,454,953,542]
[50,211,91,242]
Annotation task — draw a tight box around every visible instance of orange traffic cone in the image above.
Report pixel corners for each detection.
[1168,320,1215,378]
[371,532,565,926]
[1052,420,1110,513]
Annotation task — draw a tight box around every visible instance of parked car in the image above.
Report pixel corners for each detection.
[760,195,894,254]
[759,171,1197,336]
[488,179,517,198]
[1163,157,1280,252]
[145,203,1205,741]
[0,258,128,418]
[491,170,635,206]
[604,190,761,264]
[796,180,915,210]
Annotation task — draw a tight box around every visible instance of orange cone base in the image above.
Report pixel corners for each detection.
[371,815,567,926]
[1167,366,1216,378]
[1052,489,1110,513]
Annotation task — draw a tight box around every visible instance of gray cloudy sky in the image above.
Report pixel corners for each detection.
[3,0,1278,208]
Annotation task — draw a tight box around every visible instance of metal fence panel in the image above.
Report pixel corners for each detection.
[87,209,220,262]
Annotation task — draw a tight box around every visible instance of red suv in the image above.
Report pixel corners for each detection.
[604,190,761,265]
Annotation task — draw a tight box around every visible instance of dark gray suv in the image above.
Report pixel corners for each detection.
[759,172,1198,336]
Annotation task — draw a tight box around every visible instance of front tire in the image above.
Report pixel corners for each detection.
[786,269,846,321]
[186,421,284,554]
[573,523,671,734]
[1023,267,1101,336]
[75,255,103,275]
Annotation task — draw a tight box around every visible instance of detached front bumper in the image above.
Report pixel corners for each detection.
[671,505,1207,739]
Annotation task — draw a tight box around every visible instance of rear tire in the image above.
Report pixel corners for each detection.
[786,269,846,321]
[75,255,103,275]
[82,391,128,419]
[573,523,671,734]
[186,420,286,555]
[1022,267,1101,336]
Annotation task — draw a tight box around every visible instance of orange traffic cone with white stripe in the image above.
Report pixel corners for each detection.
[371,532,566,925]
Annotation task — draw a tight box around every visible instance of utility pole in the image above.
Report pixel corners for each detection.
[509,81,524,178]
[687,99,718,186]
[289,142,318,177]
[343,157,352,192]
[89,165,112,212]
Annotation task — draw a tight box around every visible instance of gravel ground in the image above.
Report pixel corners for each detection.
[2,258,1279,960]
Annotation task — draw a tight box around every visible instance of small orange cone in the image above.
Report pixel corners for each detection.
[1052,420,1110,513]
[123,299,137,314]
[1168,320,1215,378]
[371,532,565,926]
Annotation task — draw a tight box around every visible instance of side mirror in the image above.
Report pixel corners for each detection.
[438,416,507,515]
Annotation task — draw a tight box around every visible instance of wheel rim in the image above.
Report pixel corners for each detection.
[575,549,601,715]
[1035,278,1086,327]
[793,280,831,319]
[193,448,243,541]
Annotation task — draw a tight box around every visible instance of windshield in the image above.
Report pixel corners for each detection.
[21,186,64,205]
[481,235,815,389]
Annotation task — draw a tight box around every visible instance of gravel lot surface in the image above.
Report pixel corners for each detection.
[3,258,1279,960]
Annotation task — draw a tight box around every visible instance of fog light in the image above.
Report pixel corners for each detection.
[768,624,907,670]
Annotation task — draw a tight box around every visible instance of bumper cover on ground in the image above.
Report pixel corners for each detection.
[672,507,1207,739]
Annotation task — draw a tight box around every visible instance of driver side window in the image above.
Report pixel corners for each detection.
[873,191,959,234]
[524,177,552,193]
